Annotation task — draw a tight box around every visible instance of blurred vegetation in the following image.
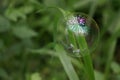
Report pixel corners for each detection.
[0,0,120,80]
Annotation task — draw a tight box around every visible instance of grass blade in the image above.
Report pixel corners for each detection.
[55,44,79,80]
[104,39,117,80]
[77,36,95,80]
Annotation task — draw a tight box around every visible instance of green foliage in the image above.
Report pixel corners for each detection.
[0,0,120,80]
[12,26,37,39]
[111,61,120,74]
[0,15,10,32]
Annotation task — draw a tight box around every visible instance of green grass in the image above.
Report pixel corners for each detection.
[0,0,120,80]
[54,9,95,80]
[55,45,79,80]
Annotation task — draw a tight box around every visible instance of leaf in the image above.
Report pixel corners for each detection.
[111,61,120,74]
[73,0,91,9]
[0,39,4,50]
[5,5,34,22]
[19,5,34,14]
[97,0,107,6]
[104,38,117,80]
[55,44,79,80]
[0,68,8,79]
[44,0,59,6]
[94,70,104,80]
[31,72,42,80]
[0,15,11,32]
[12,26,37,39]
[5,8,26,21]
[107,10,120,34]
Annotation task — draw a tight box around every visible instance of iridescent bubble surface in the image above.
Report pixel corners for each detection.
[57,13,99,57]
[66,15,90,36]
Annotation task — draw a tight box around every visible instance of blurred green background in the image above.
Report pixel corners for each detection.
[0,0,120,80]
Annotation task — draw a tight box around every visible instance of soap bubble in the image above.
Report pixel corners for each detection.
[57,13,100,57]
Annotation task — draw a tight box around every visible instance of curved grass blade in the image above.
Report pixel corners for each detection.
[55,44,79,80]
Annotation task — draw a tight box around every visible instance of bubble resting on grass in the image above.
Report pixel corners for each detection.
[57,13,99,57]
[66,15,90,36]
